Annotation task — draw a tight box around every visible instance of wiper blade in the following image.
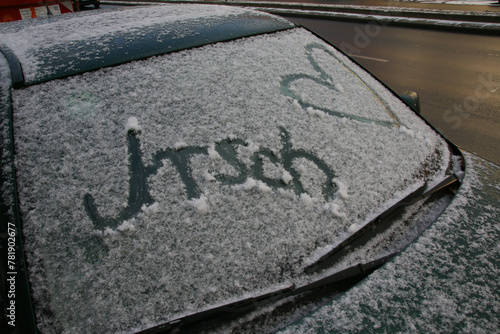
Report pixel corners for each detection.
[138,286,295,334]
[304,174,460,274]
[138,257,393,334]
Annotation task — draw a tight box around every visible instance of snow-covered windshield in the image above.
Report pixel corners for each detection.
[12,27,450,333]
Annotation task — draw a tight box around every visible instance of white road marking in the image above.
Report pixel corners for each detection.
[348,54,389,63]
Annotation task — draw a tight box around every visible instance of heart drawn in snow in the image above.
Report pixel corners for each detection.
[280,43,401,127]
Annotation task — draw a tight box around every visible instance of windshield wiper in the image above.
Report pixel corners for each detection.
[138,255,394,334]
[138,175,460,334]
[304,174,460,274]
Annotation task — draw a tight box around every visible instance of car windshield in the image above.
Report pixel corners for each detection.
[11,27,452,332]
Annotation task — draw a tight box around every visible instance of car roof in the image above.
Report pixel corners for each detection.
[0,4,295,87]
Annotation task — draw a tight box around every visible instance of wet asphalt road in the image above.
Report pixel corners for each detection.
[282,16,500,165]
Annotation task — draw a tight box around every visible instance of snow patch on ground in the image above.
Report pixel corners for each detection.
[407,0,496,4]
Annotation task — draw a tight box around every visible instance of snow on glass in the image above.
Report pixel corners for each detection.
[11,17,449,334]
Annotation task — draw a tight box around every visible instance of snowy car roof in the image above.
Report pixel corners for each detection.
[0,4,294,86]
[0,4,460,334]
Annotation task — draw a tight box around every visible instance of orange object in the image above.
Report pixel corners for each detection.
[0,0,76,22]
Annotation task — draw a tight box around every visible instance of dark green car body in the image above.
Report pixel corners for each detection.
[0,4,498,334]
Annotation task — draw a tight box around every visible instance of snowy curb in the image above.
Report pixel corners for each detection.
[102,0,500,33]
[259,8,500,33]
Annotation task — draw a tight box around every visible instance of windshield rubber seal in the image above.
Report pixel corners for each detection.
[0,53,37,333]
[0,45,24,89]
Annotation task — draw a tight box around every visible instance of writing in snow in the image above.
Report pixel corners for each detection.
[84,124,348,231]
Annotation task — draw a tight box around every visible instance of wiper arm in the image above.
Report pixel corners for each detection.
[404,174,460,205]
[304,174,460,274]
[138,256,394,334]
